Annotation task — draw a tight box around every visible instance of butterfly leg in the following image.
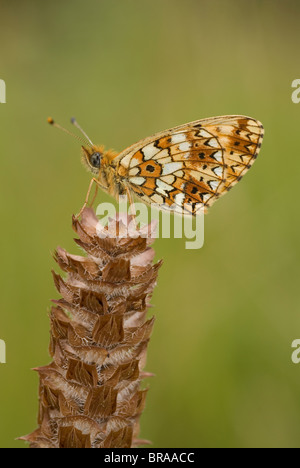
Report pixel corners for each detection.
[125,186,138,230]
[89,182,99,207]
[75,177,101,219]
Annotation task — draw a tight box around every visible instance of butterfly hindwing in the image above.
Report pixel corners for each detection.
[117,115,264,215]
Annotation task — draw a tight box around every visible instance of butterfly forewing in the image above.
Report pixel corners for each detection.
[117,116,264,215]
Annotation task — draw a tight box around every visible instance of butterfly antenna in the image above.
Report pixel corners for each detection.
[70,117,94,146]
[47,117,92,147]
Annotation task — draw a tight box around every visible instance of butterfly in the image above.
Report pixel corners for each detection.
[48,115,264,217]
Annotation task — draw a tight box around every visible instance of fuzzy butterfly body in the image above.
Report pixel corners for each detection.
[67,115,264,217]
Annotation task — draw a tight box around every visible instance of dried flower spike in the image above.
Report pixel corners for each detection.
[22,208,162,448]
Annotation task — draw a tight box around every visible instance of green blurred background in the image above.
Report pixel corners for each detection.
[0,0,300,448]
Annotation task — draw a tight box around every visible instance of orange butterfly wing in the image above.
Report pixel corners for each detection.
[116,115,264,215]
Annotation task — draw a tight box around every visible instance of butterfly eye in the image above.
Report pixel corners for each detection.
[90,152,101,168]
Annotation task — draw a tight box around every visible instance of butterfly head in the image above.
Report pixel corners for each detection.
[81,145,104,175]
[47,117,108,175]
